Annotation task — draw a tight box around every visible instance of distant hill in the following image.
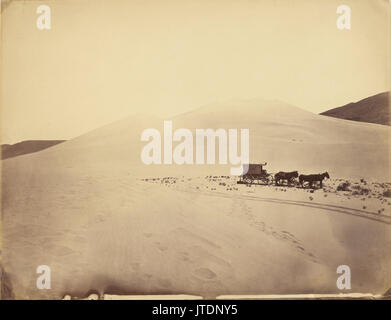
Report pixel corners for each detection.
[320,92,390,126]
[1,140,66,160]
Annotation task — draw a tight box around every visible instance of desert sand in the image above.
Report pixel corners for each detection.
[1,99,391,299]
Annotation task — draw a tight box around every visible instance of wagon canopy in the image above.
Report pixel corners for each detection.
[242,163,267,176]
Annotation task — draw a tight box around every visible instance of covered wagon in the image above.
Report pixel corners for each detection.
[237,162,273,185]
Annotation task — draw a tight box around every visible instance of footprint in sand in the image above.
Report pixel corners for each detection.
[194,267,217,280]
[281,230,294,237]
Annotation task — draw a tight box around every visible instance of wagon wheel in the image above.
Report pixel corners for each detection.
[258,173,269,184]
[244,176,253,184]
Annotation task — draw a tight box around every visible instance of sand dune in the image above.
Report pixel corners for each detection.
[4,99,389,178]
[2,99,391,299]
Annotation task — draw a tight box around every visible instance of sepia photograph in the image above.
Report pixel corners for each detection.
[0,0,390,304]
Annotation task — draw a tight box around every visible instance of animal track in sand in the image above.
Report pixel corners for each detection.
[232,200,319,263]
[175,186,391,224]
[281,230,295,238]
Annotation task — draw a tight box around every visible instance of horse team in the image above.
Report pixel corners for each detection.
[274,171,330,188]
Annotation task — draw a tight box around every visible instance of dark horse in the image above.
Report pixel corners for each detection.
[274,171,299,186]
[299,172,330,188]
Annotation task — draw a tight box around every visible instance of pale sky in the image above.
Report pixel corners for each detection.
[1,0,390,144]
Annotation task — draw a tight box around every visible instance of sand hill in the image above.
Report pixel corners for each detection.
[4,98,389,179]
[2,99,391,299]
[320,92,390,126]
[1,140,66,160]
